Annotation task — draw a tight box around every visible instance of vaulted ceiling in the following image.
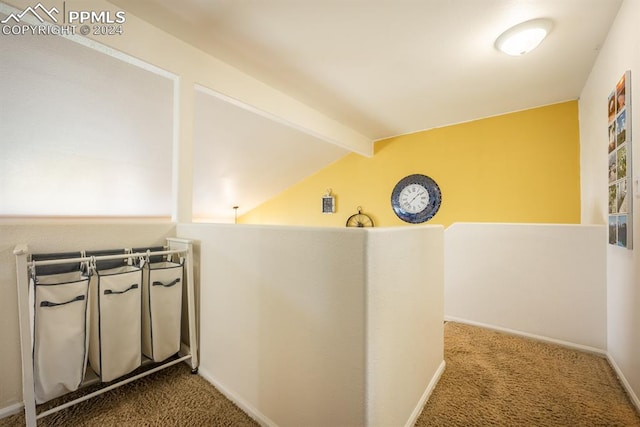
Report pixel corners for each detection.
[108,0,622,220]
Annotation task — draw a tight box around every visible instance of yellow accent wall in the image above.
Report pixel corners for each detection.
[240,101,581,228]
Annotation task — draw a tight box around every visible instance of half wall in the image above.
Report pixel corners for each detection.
[177,223,444,427]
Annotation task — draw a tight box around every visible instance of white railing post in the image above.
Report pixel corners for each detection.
[14,245,36,427]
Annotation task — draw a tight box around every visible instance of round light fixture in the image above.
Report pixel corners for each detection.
[495,18,553,56]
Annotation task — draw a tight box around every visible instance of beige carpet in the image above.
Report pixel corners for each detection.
[0,363,259,427]
[416,322,640,426]
[2,322,639,426]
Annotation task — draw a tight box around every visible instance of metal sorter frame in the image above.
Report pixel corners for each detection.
[13,237,198,427]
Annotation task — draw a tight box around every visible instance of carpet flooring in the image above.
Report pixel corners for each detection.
[416,322,640,426]
[0,363,258,427]
[2,322,639,426]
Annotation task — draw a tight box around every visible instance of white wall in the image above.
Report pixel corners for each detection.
[0,28,175,216]
[366,226,444,427]
[579,0,640,408]
[0,221,177,412]
[445,223,607,351]
[179,223,367,427]
[177,223,444,427]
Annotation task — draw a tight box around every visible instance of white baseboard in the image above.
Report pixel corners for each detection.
[201,362,446,427]
[607,353,640,415]
[404,360,446,427]
[444,316,607,356]
[0,402,23,419]
[201,360,446,427]
[197,367,279,427]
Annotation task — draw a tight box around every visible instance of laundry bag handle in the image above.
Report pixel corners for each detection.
[39,295,86,308]
[152,278,180,288]
[104,283,139,295]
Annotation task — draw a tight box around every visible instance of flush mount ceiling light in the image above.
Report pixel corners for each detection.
[495,18,553,56]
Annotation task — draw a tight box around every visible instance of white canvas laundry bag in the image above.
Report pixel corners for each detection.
[142,260,183,362]
[89,265,142,382]
[32,270,90,403]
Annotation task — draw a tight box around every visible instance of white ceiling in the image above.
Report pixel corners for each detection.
[107,0,622,220]
[192,87,349,220]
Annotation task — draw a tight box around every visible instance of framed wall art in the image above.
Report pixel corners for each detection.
[608,70,632,248]
[322,189,336,214]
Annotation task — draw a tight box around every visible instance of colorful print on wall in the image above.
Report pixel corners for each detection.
[608,71,632,248]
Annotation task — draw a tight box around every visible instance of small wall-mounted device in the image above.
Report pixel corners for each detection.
[322,189,336,214]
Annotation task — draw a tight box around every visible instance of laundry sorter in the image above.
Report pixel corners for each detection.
[13,238,198,427]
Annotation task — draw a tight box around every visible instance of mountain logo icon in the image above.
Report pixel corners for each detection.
[1,3,59,24]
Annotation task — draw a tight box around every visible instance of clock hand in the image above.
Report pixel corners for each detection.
[409,191,426,204]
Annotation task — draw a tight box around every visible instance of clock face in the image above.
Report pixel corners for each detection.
[391,174,441,223]
[398,183,430,214]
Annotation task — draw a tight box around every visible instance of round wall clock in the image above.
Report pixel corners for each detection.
[391,174,441,223]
